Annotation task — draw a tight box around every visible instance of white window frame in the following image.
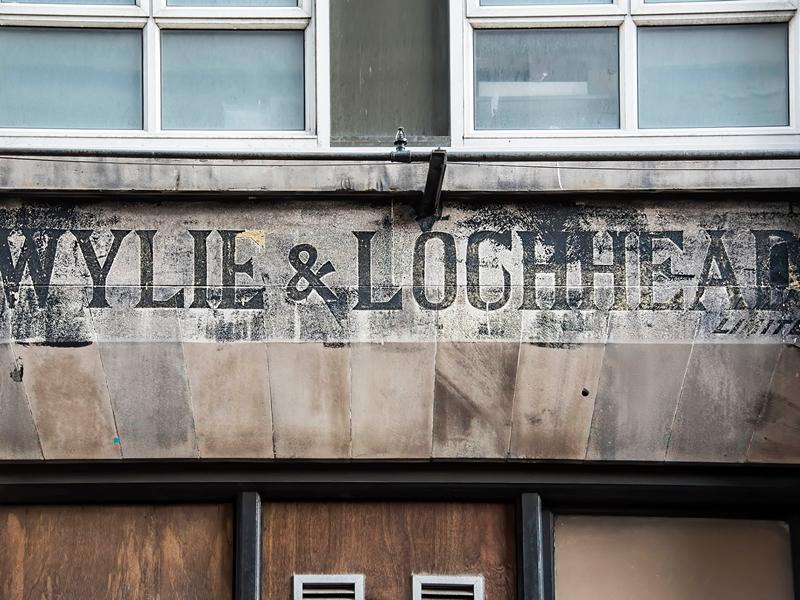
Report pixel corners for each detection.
[1,0,798,151]
[0,0,319,149]
[453,0,800,149]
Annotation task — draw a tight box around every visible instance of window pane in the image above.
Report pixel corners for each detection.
[638,24,789,128]
[330,0,450,147]
[474,28,619,130]
[555,516,794,600]
[481,0,609,5]
[161,30,304,131]
[167,0,295,6]
[0,28,142,129]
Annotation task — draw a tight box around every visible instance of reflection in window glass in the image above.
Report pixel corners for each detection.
[481,0,608,5]
[555,516,794,600]
[161,30,304,130]
[0,28,142,129]
[474,28,619,130]
[167,0,295,6]
[330,0,450,147]
[638,24,789,128]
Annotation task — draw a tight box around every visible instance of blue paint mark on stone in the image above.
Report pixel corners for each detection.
[113,437,120,445]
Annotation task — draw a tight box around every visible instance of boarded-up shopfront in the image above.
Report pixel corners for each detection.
[0,156,798,600]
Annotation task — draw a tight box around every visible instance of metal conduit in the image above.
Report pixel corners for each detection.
[0,147,799,162]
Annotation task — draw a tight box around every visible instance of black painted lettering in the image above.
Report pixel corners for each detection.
[0,228,64,308]
[638,231,687,310]
[518,230,570,310]
[352,231,401,310]
[752,230,799,310]
[690,230,746,310]
[73,229,130,308]
[134,230,185,308]
[219,230,264,309]
[412,231,456,310]
[188,230,212,308]
[466,230,511,311]
[577,231,629,310]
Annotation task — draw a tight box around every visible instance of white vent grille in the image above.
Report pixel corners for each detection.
[412,575,485,600]
[293,574,365,600]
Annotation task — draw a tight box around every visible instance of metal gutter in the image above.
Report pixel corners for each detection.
[1,147,800,162]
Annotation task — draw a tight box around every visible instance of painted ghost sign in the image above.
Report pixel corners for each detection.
[0,198,797,344]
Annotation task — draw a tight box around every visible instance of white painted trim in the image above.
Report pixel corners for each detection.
[314,0,329,146]
[463,12,476,139]
[412,575,485,600]
[619,15,637,130]
[468,14,625,25]
[151,1,308,19]
[449,0,466,146]
[0,136,322,150]
[459,132,800,149]
[630,0,796,15]
[790,4,799,129]
[293,575,365,600]
[467,0,626,18]
[303,0,316,136]
[631,8,794,22]
[143,19,160,132]
[0,3,147,16]
[0,12,145,23]
[466,127,797,138]
[153,15,307,26]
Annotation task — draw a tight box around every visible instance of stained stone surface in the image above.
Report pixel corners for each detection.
[267,342,351,459]
[99,342,198,459]
[0,343,42,460]
[747,345,800,463]
[15,343,119,459]
[432,342,519,458]
[0,196,797,463]
[350,342,436,458]
[666,343,784,462]
[183,342,273,458]
[587,343,692,461]
[511,343,605,459]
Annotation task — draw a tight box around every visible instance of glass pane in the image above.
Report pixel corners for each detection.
[161,30,304,131]
[638,24,789,128]
[167,0,294,6]
[555,516,794,600]
[0,28,142,129]
[474,28,619,130]
[481,0,609,5]
[331,0,450,147]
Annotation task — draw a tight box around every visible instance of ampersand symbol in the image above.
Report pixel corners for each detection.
[286,243,339,305]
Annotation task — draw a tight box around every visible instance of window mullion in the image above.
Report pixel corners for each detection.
[620,15,638,131]
[143,18,161,132]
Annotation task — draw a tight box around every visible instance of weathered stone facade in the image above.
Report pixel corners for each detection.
[0,188,798,463]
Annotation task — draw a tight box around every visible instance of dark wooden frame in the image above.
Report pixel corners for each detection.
[1,461,799,600]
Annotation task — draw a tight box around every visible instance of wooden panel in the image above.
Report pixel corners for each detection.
[0,504,232,600]
[262,502,516,600]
